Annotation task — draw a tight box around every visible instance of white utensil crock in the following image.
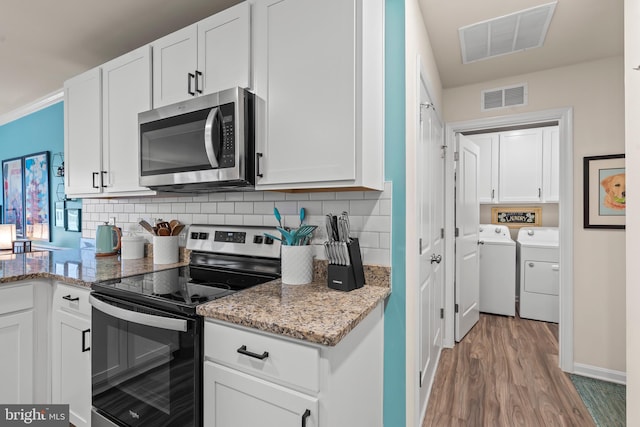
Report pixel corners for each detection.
[153,235,179,264]
[281,245,314,285]
[121,235,145,260]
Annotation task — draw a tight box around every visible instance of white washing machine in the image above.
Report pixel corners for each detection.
[478,224,516,316]
[517,227,559,323]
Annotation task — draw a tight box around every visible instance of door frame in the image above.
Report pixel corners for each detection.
[443,107,574,372]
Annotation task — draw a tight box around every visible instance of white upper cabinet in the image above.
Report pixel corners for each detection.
[65,47,155,198]
[542,126,560,202]
[466,133,499,203]
[102,46,154,195]
[64,68,102,196]
[498,128,544,203]
[472,126,559,204]
[252,0,384,191]
[152,2,251,108]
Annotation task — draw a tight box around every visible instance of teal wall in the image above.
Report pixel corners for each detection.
[384,0,406,426]
[0,102,81,248]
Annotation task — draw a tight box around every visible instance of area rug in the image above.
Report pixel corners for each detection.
[569,374,626,427]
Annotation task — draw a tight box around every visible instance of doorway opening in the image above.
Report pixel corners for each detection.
[443,108,574,372]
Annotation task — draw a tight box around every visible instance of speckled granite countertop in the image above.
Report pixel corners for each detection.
[197,262,391,346]
[0,248,187,287]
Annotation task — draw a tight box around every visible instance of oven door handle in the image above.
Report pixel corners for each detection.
[89,295,188,332]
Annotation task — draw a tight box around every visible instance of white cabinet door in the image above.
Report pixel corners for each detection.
[204,362,318,427]
[0,310,34,404]
[542,126,560,202]
[253,0,357,186]
[64,67,102,196]
[51,309,91,427]
[466,133,499,203]
[498,128,543,202]
[152,25,198,108]
[102,45,155,195]
[198,2,251,96]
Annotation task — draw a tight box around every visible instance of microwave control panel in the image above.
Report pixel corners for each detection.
[219,102,235,168]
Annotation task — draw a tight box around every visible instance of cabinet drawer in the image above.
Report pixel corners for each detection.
[205,321,319,392]
[53,283,91,317]
[0,284,34,315]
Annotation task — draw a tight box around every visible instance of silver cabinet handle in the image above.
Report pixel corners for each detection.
[633,65,640,71]
[528,262,535,267]
[538,188,542,198]
[89,295,187,332]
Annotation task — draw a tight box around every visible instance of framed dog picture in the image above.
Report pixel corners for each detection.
[584,154,625,229]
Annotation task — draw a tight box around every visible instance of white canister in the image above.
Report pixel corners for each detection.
[121,235,145,260]
[153,235,179,264]
[281,245,314,285]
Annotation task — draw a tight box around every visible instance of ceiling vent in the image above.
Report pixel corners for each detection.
[459,2,557,64]
[481,83,528,111]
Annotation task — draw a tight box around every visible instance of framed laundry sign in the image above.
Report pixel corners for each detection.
[491,207,542,228]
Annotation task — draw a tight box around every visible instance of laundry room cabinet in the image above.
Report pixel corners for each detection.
[468,126,559,203]
[251,0,384,191]
[51,284,91,427]
[151,2,251,108]
[64,46,155,198]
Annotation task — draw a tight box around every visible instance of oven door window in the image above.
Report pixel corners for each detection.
[92,297,200,427]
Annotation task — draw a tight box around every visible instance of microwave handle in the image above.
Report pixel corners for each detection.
[89,295,188,332]
[204,107,223,168]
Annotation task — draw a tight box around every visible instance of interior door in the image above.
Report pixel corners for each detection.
[417,85,444,411]
[455,134,480,341]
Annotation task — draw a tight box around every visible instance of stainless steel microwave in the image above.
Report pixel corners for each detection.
[138,87,255,192]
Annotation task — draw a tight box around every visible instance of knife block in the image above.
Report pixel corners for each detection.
[328,238,365,292]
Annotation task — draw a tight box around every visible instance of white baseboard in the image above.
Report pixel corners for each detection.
[572,362,627,385]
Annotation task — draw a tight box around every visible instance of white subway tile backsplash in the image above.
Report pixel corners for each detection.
[349,200,379,216]
[225,192,244,202]
[217,202,235,214]
[82,182,393,266]
[235,202,254,214]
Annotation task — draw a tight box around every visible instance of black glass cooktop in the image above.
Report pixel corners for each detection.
[92,266,277,315]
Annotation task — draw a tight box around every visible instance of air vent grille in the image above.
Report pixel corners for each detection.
[459,2,557,64]
[482,84,527,111]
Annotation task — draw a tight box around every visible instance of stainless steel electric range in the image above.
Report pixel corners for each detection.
[89,225,281,427]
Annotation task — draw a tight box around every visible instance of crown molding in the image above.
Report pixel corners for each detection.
[0,89,64,126]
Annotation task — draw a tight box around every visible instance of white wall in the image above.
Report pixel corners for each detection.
[82,185,392,266]
[405,0,444,425]
[625,0,639,422]
[444,56,626,373]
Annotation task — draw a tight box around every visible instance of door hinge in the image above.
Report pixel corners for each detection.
[441,145,447,158]
[455,304,459,313]
[419,238,422,253]
[455,227,459,237]
[440,308,444,319]
[454,151,460,161]
[419,370,423,387]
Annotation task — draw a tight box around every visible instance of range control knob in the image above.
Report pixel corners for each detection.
[264,236,274,245]
[253,235,264,244]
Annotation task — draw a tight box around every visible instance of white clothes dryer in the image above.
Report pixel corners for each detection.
[478,224,516,316]
[517,227,559,323]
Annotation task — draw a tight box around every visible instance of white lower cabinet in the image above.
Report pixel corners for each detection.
[0,283,35,404]
[205,363,318,427]
[51,284,92,427]
[203,303,384,427]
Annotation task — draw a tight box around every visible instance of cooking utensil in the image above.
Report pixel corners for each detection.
[170,224,185,236]
[274,207,282,227]
[139,220,155,235]
[299,207,306,227]
[156,221,170,230]
[169,219,180,230]
[157,227,170,236]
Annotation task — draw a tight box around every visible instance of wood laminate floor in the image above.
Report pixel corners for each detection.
[422,314,595,427]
